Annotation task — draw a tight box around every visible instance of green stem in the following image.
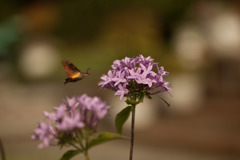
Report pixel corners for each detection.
[84,129,90,160]
[129,105,136,160]
[0,138,6,160]
[75,130,84,149]
[84,151,90,160]
[69,142,81,150]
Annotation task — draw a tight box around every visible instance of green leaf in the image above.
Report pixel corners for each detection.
[115,106,132,134]
[126,99,138,105]
[88,132,126,149]
[60,150,82,160]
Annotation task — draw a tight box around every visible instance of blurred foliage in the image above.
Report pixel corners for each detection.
[57,0,196,43]
[0,0,196,43]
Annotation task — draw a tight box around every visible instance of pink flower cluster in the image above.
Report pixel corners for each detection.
[99,55,171,100]
[32,94,109,148]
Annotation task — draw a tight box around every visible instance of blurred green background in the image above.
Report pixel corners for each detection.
[1,0,240,159]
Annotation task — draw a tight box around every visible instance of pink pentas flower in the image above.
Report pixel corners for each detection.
[115,84,129,100]
[31,122,56,149]
[112,71,127,86]
[32,94,110,148]
[57,114,84,131]
[99,55,172,100]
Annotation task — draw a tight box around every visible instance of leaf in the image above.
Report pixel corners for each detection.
[126,99,138,105]
[60,150,82,160]
[88,132,126,149]
[115,106,132,134]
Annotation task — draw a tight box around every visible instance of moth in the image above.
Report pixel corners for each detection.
[62,60,89,85]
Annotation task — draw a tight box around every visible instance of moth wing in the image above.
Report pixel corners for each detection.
[62,60,81,79]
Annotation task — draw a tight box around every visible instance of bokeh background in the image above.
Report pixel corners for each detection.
[1,0,240,159]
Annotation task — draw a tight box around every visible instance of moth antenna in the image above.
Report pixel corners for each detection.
[86,68,91,74]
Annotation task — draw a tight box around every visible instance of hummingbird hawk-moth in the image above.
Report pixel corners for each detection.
[62,60,89,85]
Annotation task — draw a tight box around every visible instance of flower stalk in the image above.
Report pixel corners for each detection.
[0,138,6,160]
[84,152,90,160]
[129,104,136,160]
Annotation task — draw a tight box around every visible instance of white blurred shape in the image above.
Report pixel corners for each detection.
[109,95,157,130]
[209,11,240,57]
[19,41,59,79]
[170,74,203,114]
[174,25,206,70]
